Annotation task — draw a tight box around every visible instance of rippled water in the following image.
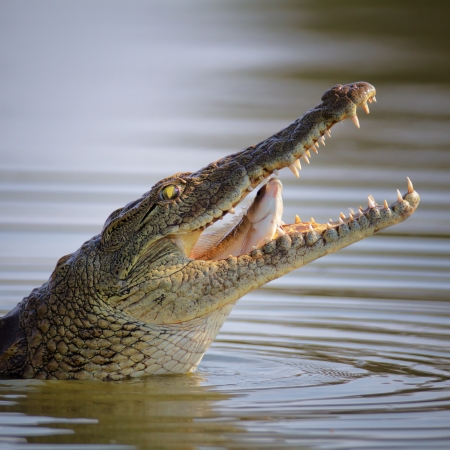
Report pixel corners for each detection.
[1,1,449,449]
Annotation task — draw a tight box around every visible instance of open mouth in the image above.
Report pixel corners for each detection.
[173,82,419,262]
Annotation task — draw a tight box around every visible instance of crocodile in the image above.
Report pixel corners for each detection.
[0,82,420,380]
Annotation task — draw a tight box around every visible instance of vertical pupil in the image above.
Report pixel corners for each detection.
[163,186,176,199]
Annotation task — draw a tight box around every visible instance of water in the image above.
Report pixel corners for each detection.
[1,0,449,449]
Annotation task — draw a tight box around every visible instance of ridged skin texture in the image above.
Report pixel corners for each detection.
[0,82,419,380]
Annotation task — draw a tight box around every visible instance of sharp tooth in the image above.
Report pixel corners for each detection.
[351,115,360,129]
[359,206,364,214]
[295,215,301,224]
[294,159,301,170]
[368,196,376,209]
[349,213,354,220]
[229,207,235,214]
[349,208,355,215]
[247,185,254,192]
[252,246,257,250]
[306,150,311,157]
[289,164,300,178]
[277,226,286,235]
[326,129,331,137]
[273,169,279,177]
[397,189,403,202]
[363,103,370,114]
[373,96,377,103]
[311,144,319,154]
[384,199,389,209]
[368,98,372,104]
[340,212,346,219]
[329,218,333,223]
[310,217,316,223]
[308,224,314,232]
[339,217,345,225]
[319,136,326,146]
[280,220,286,225]
[302,154,310,164]
[327,223,333,230]
[407,177,414,194]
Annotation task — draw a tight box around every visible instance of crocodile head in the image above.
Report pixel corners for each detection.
[0,82,420,380]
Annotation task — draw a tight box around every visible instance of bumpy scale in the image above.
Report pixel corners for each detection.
[0,82,420,380]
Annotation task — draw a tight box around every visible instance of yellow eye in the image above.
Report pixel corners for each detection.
[159,185,180,201]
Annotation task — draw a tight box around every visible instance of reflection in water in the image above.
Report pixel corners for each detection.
[1,376,240,449]
[1,0,450,449]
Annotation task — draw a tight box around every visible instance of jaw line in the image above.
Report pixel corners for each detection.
[167,85,382,259]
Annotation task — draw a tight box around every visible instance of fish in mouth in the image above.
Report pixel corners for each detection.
[190,177,284,260]
[0,81,420,380]
[169,81,418,265]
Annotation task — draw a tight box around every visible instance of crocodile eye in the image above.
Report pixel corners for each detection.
[159,185,180,201]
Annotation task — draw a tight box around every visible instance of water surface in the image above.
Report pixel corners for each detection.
[1,1,449,449]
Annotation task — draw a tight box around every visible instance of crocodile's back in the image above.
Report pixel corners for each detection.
[0,305,27,376]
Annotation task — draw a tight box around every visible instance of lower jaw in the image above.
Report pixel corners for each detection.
[275,186,420,250]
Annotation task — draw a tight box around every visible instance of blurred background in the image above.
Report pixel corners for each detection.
[1,1,449,449]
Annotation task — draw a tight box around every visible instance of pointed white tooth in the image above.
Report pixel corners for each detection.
[229,207,235,214]
[329,218,333,223]
[326,129,331,137]
[407,177,414,194]
[368,98,372,104]
[368,196,376,209]
[295,215,301,224]
[247,185,254,192]
[289,164,300,178]
[273,169,279,177]
[308,224,314,232]
[340,212,346,219]
[302,154,310,164]
[327,223,333,230]
[311,144,319,154]
[252,246,257,250]
[293,159,301,170]
[339,217,345,225]
[277,226,286,235]
[306,150,311,157]
[310,217,316,223]
[319,136,325,145]
[397,189,403,202]
[349,208,355,215]
[384,199,389,209]
[373,96,377,103]
[363,103,370,114]
[349,213,354,220]
[351,115,360,129]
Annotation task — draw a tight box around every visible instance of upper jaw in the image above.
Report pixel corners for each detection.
[174,82,378,244]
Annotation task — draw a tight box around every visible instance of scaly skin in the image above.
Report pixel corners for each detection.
[0,82,420,380]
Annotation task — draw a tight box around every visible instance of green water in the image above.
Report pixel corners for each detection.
[1,1,449,449]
